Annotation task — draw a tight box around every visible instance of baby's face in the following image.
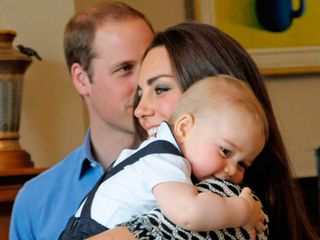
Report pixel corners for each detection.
[177,110,265,184]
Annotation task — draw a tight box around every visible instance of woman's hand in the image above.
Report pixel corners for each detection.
[86,226,137,240]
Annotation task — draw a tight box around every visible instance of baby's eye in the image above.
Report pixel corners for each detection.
[155,85,170,95]
[238,161,248,170]
[220,147,231,157]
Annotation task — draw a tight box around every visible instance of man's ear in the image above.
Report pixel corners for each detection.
[71,63,90,97]
[174,114,195,144]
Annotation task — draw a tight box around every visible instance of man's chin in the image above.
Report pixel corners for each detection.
[122,121,136,135]
[109,118,135,134]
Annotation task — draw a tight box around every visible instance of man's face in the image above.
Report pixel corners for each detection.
[86,18,153,134]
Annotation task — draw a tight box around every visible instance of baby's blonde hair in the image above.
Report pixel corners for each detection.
[169,75,269,141]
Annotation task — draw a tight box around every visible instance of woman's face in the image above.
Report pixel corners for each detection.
[134,46,183,138]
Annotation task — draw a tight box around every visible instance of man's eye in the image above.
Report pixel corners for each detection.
[120,65,133,72]
[238,161,248,170]
[220,147,231,157]
[114,64,133,74]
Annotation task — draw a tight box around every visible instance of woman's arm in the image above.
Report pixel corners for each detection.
[153,181,264,233]
[87,226,137,240]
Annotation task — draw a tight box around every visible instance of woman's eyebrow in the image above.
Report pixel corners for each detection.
[146,74,173,86]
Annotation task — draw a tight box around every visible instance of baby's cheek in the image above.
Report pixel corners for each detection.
[233,172,244,184]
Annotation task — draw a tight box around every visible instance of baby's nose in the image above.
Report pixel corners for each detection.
[225,162,237,177]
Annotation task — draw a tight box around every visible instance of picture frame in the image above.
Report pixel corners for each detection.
[193,0,320,76]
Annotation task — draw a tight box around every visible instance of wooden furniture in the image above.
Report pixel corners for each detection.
[0,168,46,240]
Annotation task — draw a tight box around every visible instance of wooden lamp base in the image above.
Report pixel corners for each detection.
[0,150,33,170]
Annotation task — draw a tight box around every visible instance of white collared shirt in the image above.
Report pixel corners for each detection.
[75,122,192,228]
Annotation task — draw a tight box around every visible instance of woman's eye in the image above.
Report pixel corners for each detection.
[155,86,170,95]
[220,147,231,157]
[136,88,142,98]
[238,161,248,170]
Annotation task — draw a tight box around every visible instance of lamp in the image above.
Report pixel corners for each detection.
[0,29,33,170]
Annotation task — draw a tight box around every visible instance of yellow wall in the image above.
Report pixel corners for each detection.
[265,74,320,177]
[75,0,186,31]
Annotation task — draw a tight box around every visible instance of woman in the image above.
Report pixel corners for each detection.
[90,22,318,240]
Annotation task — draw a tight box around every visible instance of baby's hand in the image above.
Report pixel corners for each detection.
[239,187,266,240]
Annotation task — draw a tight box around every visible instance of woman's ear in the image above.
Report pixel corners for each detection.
[174,114,195,144]
[71,63,90,97]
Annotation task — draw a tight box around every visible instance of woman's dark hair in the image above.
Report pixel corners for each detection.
[134,22,318,240]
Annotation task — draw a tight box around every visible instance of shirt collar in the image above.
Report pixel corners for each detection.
[155,121,183,154]
[78,124,181,178]
[157,121,198,183]
[78,128,102,179]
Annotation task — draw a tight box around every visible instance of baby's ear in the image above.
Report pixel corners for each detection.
[174,114,194,143]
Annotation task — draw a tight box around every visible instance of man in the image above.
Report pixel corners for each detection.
[10,2,154,239]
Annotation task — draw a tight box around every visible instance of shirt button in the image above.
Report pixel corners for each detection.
[90,162,96,168]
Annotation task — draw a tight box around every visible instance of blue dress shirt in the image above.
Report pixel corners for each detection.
[9,129,104,240]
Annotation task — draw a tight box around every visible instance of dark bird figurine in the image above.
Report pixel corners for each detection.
[17,44,42,61]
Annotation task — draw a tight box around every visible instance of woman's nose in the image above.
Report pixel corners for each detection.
[134,97,153,119]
